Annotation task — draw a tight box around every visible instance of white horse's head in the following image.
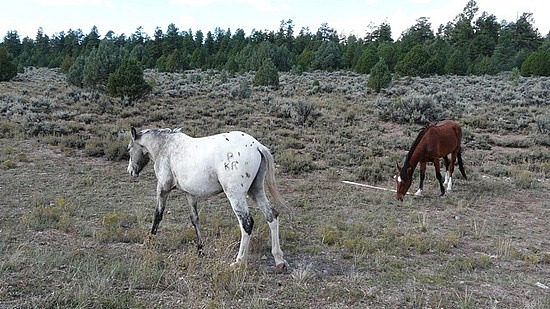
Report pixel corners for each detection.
[127,127,150,177]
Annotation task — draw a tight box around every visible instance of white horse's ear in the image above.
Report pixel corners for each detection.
[131,127,138,140]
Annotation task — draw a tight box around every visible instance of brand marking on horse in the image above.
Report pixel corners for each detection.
[225,152,239,170]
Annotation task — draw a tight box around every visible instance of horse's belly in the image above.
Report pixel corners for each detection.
[176,172,224,197]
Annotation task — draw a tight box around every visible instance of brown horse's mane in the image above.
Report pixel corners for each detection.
[400,122,435,181]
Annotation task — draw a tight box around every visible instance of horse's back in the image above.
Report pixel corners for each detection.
[433,120,462,154]
[167,131,265,195]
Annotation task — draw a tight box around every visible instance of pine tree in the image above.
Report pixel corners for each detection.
[367,59,392,93]
[253,58,279,87]
[520,51,550,76]
[106,57,151,104]
[0,48,17,81]
[311,41,343,71]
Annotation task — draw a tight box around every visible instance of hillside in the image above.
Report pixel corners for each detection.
[0,68,549,308]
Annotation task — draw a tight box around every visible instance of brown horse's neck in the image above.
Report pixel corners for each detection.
[401,124,431,180]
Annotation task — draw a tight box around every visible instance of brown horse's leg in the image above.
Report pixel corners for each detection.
[415,162,427,196]
[442,156,451,186]
[447,151,458,191]
[433,159,445,196]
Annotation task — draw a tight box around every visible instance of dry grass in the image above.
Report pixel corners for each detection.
[0,68,548,308]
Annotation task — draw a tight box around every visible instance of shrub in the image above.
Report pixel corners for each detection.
[106,58,152,104]
[21,197,76,232]
[374,94,447,124]
[521,51,550,76]
[394,44,430,77]
[104,139,129,161]
[367,59,392,93]
[67,55,86,87]
[82,40,124,89]
[311,41,344,71]
[0,48,17,81]
[95,212,142,243]
[278,150,314,174]
[269,100,321,126]
[230,79,252,99]
[253,59,279,87]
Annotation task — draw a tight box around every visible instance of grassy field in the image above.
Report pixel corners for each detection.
[0,68,549,308]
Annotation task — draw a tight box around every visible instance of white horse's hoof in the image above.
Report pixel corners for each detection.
[414,189,423,196]
[230,261,243,269]
[275,260,288,273]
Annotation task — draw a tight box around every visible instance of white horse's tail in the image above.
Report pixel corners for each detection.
[258,145,287,207]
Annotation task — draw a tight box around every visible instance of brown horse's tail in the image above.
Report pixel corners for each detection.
[457,147,467,180]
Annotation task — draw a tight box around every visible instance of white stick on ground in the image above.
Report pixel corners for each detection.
[342,180,411,195]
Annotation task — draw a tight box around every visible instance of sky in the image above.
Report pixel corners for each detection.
[1,0,548,42]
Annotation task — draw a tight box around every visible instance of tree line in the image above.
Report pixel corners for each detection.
[1,0,549,96]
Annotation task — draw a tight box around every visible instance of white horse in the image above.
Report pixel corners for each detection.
[127,127,287,270]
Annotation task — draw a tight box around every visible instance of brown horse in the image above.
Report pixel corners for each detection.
[395,120,467,200]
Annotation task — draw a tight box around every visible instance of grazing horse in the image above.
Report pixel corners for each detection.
[127,127,287,270]
[395,120,467,200]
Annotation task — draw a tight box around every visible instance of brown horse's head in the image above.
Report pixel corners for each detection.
[395,163,412,200]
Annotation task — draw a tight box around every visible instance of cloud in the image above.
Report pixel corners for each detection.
[170,0,288,12]
[28,0,113,7]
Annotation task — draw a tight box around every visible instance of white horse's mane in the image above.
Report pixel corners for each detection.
[141,128,182,135]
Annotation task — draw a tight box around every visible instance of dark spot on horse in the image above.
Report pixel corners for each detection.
[238,152,240,156]
[226,138,229,141]
[246,172,250,178]
[239,213,254,235]
[241,183,244,187]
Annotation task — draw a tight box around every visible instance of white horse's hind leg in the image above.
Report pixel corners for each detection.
[249,189,287,270]
[231,221,252,267]
[268,218,286,269]
[227,195,253,267]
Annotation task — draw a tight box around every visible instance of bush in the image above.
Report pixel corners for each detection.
[311,41,343,71]
[521,51,550,76]
[268,100,321,126]
[21,197,76,232]
[253,59,279,87]
[374,94,447,124]
[367,59,392,93]
[394,44,430,77]
[279,150,314,174]
[106,58,152,104]
[230,79,252,99]
[67,55,86,87]
[0,48,17,81]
